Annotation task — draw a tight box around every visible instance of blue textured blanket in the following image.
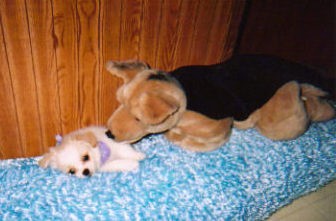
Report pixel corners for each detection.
[1,119,336,221]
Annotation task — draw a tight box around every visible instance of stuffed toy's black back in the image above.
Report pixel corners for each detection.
[169,54,334,121]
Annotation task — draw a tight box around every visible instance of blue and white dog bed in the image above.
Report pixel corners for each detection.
[1,118,336,220]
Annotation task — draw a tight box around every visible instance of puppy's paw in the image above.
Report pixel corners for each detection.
[124,160,140,171]
[134,152,146,161]
[100,159,140,172]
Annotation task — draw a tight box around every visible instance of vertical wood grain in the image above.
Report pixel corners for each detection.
[139,0,162,67]
[119,0,143,60]
[51,0,80,134]
[188,0,217,65]
[0,14,23,158]
[156,0,183,70]
[205,0,232,63]
[99,0,122,123]
[0,0,43,157]
[221,0,245,61]
[25,0,61,152]
[170,0,200,68]
[77,0,100,127]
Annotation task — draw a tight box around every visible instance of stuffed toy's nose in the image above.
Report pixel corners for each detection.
[105,130,115,139]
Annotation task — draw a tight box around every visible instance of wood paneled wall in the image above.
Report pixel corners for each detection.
[0,0,245,159]
[237,0,335,79]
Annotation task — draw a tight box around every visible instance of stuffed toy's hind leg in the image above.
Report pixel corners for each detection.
[300,84,335,122]
[256,81,311,140]
[165,111,232,152]
[235,81,310,140]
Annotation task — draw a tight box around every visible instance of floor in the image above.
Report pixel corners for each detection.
[267,180,336,221]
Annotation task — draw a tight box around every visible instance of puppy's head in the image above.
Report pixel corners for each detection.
[105,60,186,143]
[38,132,99,178]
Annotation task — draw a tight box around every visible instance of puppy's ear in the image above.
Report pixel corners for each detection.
[105,60,149,83]
[73,131,97,147]
[38,149,56,168]
[137,92,180,125]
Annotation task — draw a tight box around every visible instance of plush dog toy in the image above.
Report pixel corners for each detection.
[105,55,335,152]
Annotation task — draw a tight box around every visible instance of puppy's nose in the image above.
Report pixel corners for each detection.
[105,130,115,139]
[82,168,91,176]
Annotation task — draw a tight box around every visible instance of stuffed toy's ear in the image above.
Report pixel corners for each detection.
[136,92,180,125]
[38,149,56,168]
[73,131,97,147]
[105,60,149,83]
[300,83,329,97]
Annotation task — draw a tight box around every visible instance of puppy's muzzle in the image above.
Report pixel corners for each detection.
[105,130,115,139]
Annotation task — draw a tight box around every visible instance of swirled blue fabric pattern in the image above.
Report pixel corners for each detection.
[1,119,336,221]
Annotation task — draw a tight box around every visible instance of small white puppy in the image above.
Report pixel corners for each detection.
[38,126,145,178]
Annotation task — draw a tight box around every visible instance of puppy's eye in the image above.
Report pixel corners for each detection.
[68,168,76,175]
[82,154,90,162]
[135,117,140,122]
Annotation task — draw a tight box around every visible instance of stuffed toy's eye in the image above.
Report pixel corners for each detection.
[68,168,76,175]
[135,117,140,122]
[82,154,90,162]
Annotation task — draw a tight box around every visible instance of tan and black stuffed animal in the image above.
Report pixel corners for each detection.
[105,55,335,152]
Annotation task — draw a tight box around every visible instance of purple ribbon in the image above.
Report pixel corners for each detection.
[98,141,111,165]
[55,134,63,145]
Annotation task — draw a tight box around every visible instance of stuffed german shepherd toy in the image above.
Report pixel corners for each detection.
[105,55,335,152]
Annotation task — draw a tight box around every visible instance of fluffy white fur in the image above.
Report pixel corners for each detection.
[38,126,145,178]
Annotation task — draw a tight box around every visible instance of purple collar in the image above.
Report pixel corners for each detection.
[98,141,111,165]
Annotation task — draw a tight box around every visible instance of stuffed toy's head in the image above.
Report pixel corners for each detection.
[105,60,187,143]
